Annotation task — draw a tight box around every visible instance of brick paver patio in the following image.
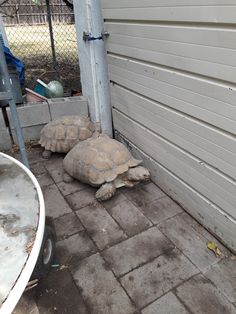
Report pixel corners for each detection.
[13,149,236,314]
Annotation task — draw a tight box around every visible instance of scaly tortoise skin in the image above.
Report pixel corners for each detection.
[39,115,96,159]
[63,134,150,201]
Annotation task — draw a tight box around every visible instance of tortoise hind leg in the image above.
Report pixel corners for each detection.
[96,183,116,201]
[42,149,52,159]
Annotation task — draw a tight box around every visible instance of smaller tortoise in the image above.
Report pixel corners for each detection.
[39,115,96,159]
[63,135,150,201]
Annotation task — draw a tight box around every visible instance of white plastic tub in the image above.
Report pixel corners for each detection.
[0,153,45,314]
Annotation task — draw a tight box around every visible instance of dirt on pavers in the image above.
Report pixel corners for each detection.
[13,290,39,314]
[35,268,88,314]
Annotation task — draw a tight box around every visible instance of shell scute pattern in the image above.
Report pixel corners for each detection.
[63,135,142,186]
[40,115,95,153]
[54,125,66,140]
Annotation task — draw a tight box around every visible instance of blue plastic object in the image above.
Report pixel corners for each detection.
[3,45,25,85]
[0,41,29,167]
[34,82,47,97]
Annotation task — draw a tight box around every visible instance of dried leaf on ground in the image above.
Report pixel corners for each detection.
[207,241,222,257]
[11,140,40,154]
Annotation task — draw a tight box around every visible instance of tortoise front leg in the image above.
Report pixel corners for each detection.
[96,183,116,201]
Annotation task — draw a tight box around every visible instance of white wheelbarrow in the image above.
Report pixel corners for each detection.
[0,153,55,314]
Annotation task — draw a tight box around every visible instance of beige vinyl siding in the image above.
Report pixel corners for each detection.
[102,0,236,252]
[102,1,236,24]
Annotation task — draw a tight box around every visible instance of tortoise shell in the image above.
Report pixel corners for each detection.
[63,135,141,186]
[39,116,95,153]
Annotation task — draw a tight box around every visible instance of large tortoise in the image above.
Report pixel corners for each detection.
[39,115,96,159]
[63,135,150,201]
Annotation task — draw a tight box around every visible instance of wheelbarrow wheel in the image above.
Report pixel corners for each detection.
[31,224,56,280]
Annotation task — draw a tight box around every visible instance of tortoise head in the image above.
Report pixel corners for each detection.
[127,166,150,182]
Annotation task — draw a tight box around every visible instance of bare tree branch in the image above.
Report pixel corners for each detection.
[0,0,10,7]
[62,0,73,10]
[0,10,15,18]
[0,0,18,18]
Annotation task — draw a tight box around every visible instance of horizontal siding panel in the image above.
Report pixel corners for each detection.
[116,133,236,253]
[103,1,236,252]
[103,6,236,24]
[105,23,236,50]
[108,55,236,134]
[108,34,236,67]
[113,109,236,220]
[111,85,236,179]
[106,26,236,82]
[102,0,236,9]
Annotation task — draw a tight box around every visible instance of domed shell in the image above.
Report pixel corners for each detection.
[63,135,141,186]
[39,116,96,153]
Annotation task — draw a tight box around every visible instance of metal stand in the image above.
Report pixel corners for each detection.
[0,43,29,168]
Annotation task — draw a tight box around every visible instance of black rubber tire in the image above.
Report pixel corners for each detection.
[31,224,56,280]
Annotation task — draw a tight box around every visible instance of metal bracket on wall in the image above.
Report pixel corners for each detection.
[83,31,110,42]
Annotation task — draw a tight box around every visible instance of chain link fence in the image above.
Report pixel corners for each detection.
[1,0,81,93]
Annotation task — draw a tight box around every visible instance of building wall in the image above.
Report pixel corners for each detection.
[102,0,236,252]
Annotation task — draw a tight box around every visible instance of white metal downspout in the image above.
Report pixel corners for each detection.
[73,0,113,137]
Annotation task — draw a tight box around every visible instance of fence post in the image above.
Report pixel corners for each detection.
[73,0,113,137]
[45,0,57,71]
[15,4,20,24]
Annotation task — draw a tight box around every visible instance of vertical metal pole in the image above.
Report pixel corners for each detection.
[46,0,57,71]
[16,4,20,25]
[0,15,9,48]
[73,0,113,137]
[0,44,29,168]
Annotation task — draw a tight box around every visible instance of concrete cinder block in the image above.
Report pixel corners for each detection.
[48,96,88,120]
[0,109,5,126]
[0,110,12,150]
[7,102,50,144]
[0,127,12,150]
[7,101,50,128]
[12,124,45,144]
[6,96,89,144]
